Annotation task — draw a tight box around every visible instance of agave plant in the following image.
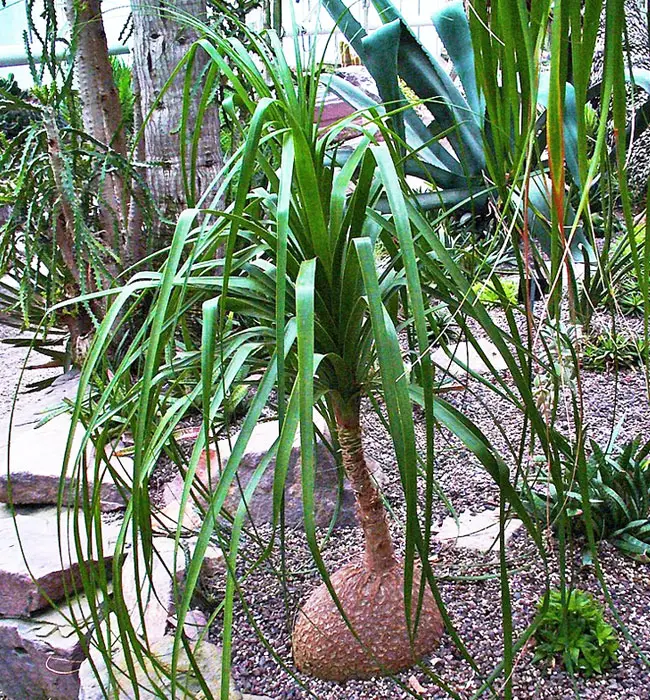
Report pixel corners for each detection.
[320,0,650,303]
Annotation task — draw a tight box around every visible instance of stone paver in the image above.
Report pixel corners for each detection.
[431,339,508,378]
[0,413,132,511]
[0,594,91,700]
[0,371,132,511]
[0,504,121,617]
[434,508,523,552]
[186,417,385,529]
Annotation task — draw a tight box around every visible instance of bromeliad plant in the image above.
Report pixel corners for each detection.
[524,436,650,560]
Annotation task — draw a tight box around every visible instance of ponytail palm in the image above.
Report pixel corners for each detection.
[62,17,443,690]
[218,124,444,679]
[204,56,444,681]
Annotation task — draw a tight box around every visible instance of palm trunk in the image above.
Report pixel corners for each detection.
[64,0,127,258]
[294,395,442,680]
[333,396,397,573]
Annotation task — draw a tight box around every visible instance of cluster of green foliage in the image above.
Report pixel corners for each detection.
[525,437,650,560]
[471,277,519,308]
[427,303,461,347]
[618,275,647,315]
[0,20,151,343]
[109,57,135,134]
[582,221,650,329]
[0,74,35,140]
[583,331,648,370]
[534,589,619,677]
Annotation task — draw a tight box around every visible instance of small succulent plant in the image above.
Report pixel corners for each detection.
[534,589,619,677]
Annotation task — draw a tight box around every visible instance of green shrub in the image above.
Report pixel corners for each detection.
[0,75,36,140]
[534,589,619,677]
[524,437,650,560]
[471,277,518,308]
[618,276,646,315]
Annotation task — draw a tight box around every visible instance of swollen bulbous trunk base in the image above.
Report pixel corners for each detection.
[292,560,443,681]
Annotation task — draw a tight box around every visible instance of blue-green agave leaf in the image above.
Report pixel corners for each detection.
[320,0,368,60]
[362,20,406,143]
[324,75,468,188]
[432,0,484,126]
[525,173,593,262]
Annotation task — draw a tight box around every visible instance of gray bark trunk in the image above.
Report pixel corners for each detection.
[131,0,224,248]
[592,0,650,195]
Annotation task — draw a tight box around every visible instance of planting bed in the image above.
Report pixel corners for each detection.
[1,314,649,699]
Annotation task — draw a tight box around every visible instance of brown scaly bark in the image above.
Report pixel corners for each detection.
[130,0,224,249]
[334,397,397,572]
[292,395,443,681]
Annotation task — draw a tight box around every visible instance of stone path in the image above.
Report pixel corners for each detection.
[0,337,272,698]
[434,508,523,552]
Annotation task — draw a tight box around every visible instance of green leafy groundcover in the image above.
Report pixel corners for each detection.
[534,589,619,677]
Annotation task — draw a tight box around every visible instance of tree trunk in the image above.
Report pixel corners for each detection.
[292,396,443,681]
[44,109,102,366]
[592,0,650,196]
[333,397,397,573]
[64,0,127,253]
[131,0,224,249]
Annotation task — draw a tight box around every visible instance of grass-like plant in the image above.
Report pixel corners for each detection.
[60,17,451,689]
[534,589,619,677]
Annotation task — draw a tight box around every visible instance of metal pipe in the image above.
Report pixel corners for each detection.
[0,44,129,68]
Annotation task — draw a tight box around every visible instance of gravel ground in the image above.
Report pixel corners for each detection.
[2,315,649,699]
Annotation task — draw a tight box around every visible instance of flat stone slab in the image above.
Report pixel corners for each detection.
[434,508,523,552]
[79,632,244,700]
[189,417,384,529]
[1,370,82,431]
[0,504,121,617]
[432,339,508,378]
[121,537,185,644]
[0,412,132,511]
[0,593,90,700]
